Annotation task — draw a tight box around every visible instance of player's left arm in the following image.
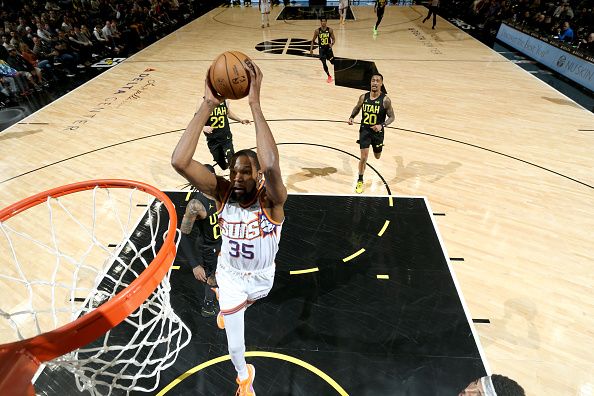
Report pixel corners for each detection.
[226,100,251,125]
[310,28,319,53]
[330,28,336,47]
[247,62,287,221]
[375,95,396,132]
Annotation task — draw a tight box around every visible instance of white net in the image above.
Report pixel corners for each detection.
[0,183,191,395]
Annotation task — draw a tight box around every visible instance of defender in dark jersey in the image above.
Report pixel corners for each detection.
[204,100,250,171]
[179,165,223,317]
[374,0,387,34]
[309,17,336,83]
[348,73,395,194]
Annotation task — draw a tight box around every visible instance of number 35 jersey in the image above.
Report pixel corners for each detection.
[360,92,387,132]
[218,186,283,272]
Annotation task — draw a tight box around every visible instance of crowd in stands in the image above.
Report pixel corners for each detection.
[446,0,594,54]
[0,0,219,109]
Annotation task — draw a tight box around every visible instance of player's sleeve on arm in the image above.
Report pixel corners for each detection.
[179,232,203,269]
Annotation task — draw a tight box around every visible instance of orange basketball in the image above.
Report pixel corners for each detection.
[208,51,253,100]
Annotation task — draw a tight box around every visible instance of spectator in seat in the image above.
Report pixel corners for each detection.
[579,32,594,54]
[557,21,574,42]
[19,42,53,83]
[68,26,92,65]
[5,46,43,91]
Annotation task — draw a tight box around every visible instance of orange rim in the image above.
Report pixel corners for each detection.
[0,179,178,390]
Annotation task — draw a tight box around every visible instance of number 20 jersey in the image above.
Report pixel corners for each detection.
[218,186,283,272]
[360,92,387,131]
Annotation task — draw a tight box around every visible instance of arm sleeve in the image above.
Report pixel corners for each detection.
[179,232,203,269]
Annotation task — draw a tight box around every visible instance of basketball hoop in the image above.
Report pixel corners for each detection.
[0,180,190,395]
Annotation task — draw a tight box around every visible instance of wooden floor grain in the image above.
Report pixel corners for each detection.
[1,5,592,394]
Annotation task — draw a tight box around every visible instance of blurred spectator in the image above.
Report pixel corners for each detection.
[557,20,575,42]
[579,32,594,53]
[5,46,43,91]
[68,26,93,66]
[553,2,574,20]
[19,42,54,83]
[0,0,221,110]
[36,23,54,44]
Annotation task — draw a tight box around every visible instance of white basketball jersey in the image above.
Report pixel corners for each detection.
[218,187,283,271]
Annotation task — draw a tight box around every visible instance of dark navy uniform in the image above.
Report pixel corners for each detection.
[359,92,387,153]
[205,101,235,170]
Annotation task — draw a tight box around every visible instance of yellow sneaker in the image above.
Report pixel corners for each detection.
[355,181,364,194]
[236,364,256,396]
[217,312,225,329]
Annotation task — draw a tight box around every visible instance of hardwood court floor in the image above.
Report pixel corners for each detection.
[1,4,593,395]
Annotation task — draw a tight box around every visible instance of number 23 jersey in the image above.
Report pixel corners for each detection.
[218,186,283,271]
[206,101,231,140]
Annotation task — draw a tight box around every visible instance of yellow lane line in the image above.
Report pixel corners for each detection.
[290,267,319,275]
[342,248,365,262]
[377,220,390,236]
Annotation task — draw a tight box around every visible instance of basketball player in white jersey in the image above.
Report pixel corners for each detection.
[259,0,271,28]
[172,62,286,396]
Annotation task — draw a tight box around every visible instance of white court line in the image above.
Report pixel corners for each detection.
[424,197,492,375]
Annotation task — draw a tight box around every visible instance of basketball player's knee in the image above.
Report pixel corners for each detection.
[373,145,383,158]
[228,342,245,356]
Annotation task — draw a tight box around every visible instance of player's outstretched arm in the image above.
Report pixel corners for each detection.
[227,100,251,124]
[172,74,230,199]
[246,62,287,212]
[348,94,365,124]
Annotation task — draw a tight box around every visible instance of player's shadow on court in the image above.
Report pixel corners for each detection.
[286,167,338,192]
[391,156,461,184]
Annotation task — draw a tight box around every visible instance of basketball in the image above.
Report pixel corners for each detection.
[209,51,253,100]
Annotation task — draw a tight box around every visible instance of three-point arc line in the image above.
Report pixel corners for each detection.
[342,248,365,262]
[377,220,390,236]
[290,267,320,275]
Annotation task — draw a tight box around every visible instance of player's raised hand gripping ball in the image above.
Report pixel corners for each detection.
[208,51,254,100]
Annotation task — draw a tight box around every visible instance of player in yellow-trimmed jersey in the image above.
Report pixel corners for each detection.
[374,0,388,34]
[309,17,336,83]
[348,73,395,194]
[204,100,250,171]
